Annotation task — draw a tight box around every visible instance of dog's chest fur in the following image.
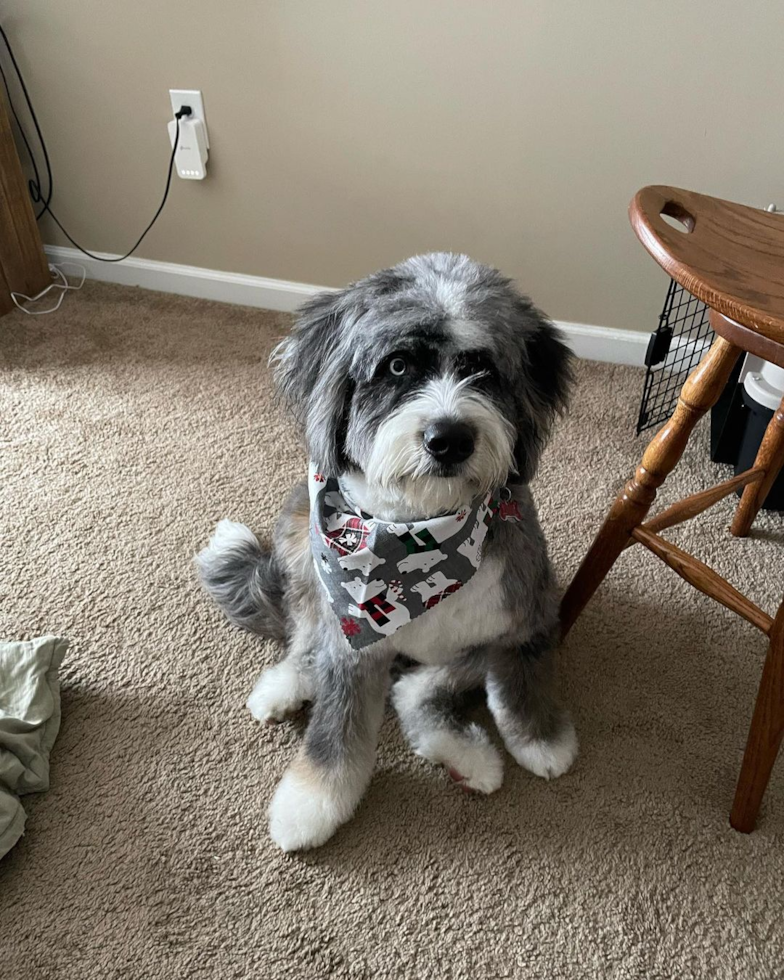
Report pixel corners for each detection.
[381,556,512,665]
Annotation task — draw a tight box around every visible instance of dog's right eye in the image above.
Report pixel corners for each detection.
[388,355,408,377]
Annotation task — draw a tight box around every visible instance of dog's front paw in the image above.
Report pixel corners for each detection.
[416,723,504,795]
[511,722,578,780]
[268,763,349,852]
[247,661,313,724]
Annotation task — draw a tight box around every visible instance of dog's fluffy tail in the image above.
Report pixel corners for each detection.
[196,519,287,642]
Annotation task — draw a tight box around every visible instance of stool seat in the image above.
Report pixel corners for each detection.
[630,185,784,345]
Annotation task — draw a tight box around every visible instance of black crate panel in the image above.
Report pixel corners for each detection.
[636,279,714,434]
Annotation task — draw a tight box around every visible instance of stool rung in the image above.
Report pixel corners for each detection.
[631,526,773,635]
[639,468,764,539]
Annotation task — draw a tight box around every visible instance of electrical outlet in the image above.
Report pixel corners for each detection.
[169,89,209,147]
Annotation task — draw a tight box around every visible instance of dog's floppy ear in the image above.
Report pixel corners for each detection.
[274,289,356,475]
[511,302,574,484]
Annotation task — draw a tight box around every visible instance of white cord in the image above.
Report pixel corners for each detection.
[10,261,86,315]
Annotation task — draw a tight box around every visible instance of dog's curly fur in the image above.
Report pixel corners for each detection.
[198,253,577,851]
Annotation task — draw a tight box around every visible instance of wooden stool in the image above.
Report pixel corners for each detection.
[0,89,50,315]
[560,185,784,833]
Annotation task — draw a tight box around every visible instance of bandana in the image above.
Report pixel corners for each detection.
[308,464,521,650]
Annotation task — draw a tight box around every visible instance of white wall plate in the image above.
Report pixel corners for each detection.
[169,89,209,148]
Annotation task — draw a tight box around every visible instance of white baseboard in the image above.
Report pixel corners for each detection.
[44,245,648,366]
[556,321,647,366]
[44,245,320,314]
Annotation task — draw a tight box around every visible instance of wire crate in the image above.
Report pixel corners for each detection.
[636,279,714,434]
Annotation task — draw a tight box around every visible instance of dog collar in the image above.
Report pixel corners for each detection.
[308,464,521,650]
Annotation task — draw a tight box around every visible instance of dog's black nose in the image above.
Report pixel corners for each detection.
[423,420,475,465]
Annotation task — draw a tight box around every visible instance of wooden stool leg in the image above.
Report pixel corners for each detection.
[730,599,784,832]
[560,337,742,638]
[730,395,784,537]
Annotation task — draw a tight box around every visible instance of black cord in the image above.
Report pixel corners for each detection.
[0,25,52,215]
[39,117,181,263]
[0,24,187,263]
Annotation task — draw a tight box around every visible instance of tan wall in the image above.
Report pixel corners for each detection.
[8,1,784,330]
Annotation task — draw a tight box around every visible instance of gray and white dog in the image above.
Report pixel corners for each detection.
[197,252,576,851]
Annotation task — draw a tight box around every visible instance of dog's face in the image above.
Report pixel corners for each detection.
[275,253,572,516]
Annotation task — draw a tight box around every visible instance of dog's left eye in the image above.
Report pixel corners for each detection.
[455,351,496,385]
[388,355,408,377]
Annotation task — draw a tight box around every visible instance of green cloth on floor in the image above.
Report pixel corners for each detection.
[0,636,67,860]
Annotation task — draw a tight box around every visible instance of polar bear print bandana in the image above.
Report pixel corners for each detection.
[308,464,521,650]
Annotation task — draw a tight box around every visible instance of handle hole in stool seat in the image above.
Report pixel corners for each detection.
[660,200,695,233]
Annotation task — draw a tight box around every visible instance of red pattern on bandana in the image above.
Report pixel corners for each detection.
[340,617,361,637]
[423,580,463,609]
[323,515,372,556]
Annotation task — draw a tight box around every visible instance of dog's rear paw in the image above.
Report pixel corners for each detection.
[415,723,504,795]
[268,764,349,852]
[511,723,578,780]
[247,661,313,724]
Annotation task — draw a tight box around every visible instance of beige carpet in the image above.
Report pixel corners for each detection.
[1,281,782,980]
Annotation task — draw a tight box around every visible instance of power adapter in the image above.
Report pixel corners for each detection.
[168,108,208,180]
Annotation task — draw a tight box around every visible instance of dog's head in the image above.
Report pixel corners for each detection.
[275,253,572,517]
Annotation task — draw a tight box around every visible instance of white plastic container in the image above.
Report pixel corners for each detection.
[743,358,784,412]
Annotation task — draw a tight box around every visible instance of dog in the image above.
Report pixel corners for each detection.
[197,252,576,851]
